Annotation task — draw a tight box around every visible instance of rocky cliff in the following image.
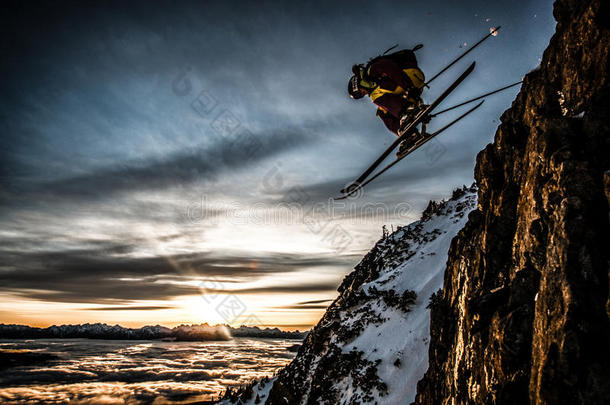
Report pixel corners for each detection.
[414,0,609,404]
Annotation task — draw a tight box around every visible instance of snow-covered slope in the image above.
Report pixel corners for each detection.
[219,186,477,405]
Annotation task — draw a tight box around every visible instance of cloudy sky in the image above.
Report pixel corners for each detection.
[1,0,555,329]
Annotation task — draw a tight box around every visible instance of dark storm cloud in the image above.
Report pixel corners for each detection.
[204,282,341,295]
[0,245,352,303]
[31,126,315,201]
[272,299,333,310]
[275,304,330,310]
[0,0,547,205]
[296,299,333,305]
[0,0,328,204]
[81,306,176,311]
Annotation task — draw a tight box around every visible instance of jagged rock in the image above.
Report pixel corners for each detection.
[414,0,610,404]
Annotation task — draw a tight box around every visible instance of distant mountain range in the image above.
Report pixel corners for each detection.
[0,323,307,341]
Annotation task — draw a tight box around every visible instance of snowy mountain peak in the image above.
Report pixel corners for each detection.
[220,185,477,405]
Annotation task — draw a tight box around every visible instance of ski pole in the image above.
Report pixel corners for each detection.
[425,26,501,87]
[429,80,522,117]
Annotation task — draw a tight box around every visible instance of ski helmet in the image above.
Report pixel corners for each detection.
[348,75,364,99]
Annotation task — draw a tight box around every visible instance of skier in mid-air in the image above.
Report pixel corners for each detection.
[348,46,428,157]
[340,28,502,198]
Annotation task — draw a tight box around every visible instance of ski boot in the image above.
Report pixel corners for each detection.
[396,129,425,158]
[399,105,421,130]
[398,98,429,131]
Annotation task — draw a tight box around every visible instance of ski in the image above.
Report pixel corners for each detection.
[340,61,476,195]
[335,100,484,200]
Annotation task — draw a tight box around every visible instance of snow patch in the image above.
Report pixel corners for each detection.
[340,193,476,403]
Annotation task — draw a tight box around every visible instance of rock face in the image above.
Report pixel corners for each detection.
[220,188,478,405]
[414,1,610,404]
